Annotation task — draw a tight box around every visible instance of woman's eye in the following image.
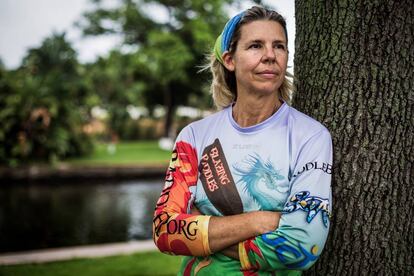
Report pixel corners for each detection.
[249,43,261,49]
[275,44,286,50]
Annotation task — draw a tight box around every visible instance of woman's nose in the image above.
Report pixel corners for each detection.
[262,46,276,63]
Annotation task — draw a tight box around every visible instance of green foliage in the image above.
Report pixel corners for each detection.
[144,31,193,85]
[0,251,182,276]
[79,0,249,137]
[0,0,268,165]
[116,118,162,141]
[83,50,145,137]
[0,33,93,166]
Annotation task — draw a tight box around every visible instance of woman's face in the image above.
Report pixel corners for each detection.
[223,20,288,97]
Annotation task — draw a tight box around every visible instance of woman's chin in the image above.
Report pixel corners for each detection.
[253,86,281,96]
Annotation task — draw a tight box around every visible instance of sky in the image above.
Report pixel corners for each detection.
[0,0,295,70]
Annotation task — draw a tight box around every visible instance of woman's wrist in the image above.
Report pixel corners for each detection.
[245,211,266,236]
[251,211,280,235]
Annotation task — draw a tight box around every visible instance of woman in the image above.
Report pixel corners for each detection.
[153,6,332,275]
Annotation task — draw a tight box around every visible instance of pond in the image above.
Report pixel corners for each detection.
[0,179,164,253]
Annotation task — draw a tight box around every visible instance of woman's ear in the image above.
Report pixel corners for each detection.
[222,52,235,72]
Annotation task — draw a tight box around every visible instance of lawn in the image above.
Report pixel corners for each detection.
[66,141,172,166]
[0,251,182,276]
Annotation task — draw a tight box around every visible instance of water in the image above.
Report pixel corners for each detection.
[0,179,164,253]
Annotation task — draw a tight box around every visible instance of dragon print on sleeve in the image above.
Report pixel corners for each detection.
[152,129,211,256]
[238,129,333,272]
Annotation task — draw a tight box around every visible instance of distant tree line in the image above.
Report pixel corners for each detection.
[0,0,265,166]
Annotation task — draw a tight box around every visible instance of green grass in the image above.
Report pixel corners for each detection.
[0,251,182,276]
[66,141,171,166]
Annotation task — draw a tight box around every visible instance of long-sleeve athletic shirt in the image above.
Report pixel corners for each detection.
[153,102,332,275]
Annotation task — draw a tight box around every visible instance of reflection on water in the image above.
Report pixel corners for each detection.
[0,179,164,253]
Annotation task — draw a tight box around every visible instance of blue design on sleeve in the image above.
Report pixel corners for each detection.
[283,191,331,227]
[233,154,287,210]
[262,233,319,269]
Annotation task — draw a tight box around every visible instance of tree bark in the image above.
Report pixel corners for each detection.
[163,85,175,138]
[294,0,414,275]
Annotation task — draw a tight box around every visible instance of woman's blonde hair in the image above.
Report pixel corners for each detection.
[208,6,294,109]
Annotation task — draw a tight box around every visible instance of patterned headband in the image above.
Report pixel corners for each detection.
[214,11,245,65]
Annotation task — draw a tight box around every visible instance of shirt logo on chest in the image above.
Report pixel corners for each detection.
[199,138,243,215]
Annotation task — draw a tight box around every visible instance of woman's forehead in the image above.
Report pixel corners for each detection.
[239,20,287,43]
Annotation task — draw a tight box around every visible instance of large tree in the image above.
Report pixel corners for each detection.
[83,50,144,139]
[0,33,93,165]
[294,0,413,274]
[78,0,262,138]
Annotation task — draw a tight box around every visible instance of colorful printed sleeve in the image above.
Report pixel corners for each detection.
[238,129,333,272]
[152,127,211,256]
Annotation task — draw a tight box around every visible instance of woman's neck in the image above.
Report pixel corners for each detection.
[232,93,282,127]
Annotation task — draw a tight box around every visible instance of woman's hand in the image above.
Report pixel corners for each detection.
[212,210,281,260]
[254,211,281,235]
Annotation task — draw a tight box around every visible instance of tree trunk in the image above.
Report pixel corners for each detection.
[294,0,414,275]
[163,85,175,138]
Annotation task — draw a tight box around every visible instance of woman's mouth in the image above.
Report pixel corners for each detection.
[257,70,278,79]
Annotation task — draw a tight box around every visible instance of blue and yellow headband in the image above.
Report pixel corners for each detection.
[214,11,245,64]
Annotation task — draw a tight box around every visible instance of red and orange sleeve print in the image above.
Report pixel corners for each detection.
[153,141,211,256]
